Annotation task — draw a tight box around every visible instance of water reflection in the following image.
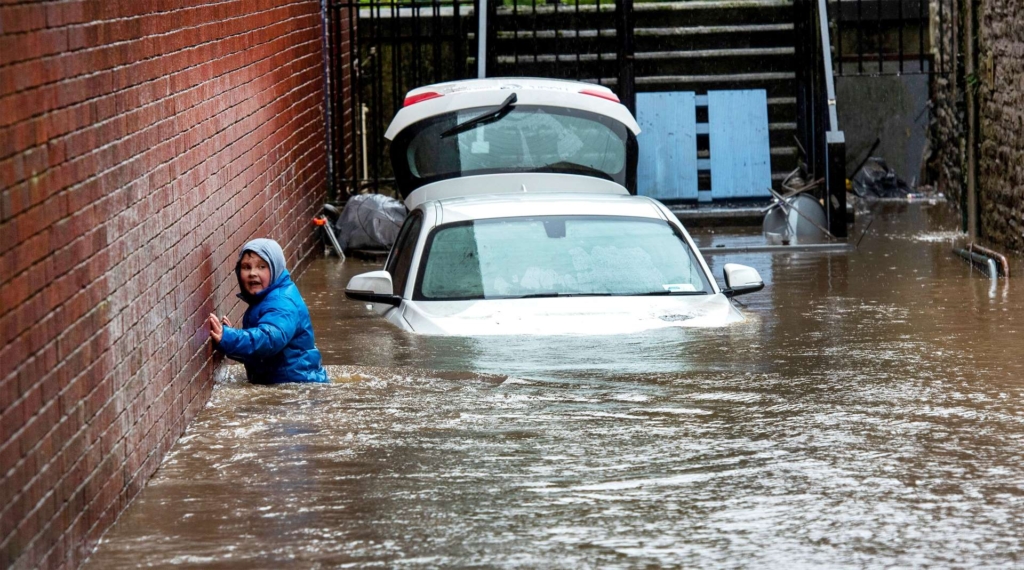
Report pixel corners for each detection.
[86,202,1024,568]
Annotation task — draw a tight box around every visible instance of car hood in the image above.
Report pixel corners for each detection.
[398,294,745,336]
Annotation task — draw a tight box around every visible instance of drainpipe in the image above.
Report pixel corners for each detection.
[320,0,336,202]
[964,0,979,239]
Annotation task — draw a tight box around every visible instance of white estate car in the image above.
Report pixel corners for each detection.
[345,78,764,335]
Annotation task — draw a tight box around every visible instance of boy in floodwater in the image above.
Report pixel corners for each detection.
[207,238,329,384]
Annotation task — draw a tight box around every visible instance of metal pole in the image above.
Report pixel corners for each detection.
[826,131,848,238]
[965,0,978,238]
[319,0,336,202]
[616,0,635,114]
[478,0,487,77]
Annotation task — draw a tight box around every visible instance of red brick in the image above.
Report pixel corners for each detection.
[1,3,332,568]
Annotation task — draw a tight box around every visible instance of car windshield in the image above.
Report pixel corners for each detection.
[416,216,711,300]
[393,105,632,192]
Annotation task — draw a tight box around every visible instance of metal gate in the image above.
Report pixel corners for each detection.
[323,0,634,199]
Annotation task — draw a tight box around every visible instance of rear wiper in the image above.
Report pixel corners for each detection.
[440,93,517,139]
[635,290,707,296]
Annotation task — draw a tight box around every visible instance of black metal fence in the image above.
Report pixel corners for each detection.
[831,0,948,76]
[324,0,632,199]
[324,0,940,232]
[324,0,474,198]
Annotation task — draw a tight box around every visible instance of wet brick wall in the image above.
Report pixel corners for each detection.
[0,1,333,568]
[931,0,1024,251]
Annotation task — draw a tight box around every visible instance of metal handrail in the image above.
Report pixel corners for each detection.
[796,0,847,237]
[816,0,840,133]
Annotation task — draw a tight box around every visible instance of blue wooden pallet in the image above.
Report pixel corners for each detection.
[707,90,772,200]
[636,89,771,201]
[636,91,698,200]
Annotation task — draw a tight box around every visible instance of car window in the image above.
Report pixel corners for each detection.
[393,105,633,193]
[386,211,423,297]
[416,216,710,300]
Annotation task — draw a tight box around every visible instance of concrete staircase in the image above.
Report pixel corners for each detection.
[488,0,799,194]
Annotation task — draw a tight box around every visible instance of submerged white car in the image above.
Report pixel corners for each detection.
[345,78,764,335]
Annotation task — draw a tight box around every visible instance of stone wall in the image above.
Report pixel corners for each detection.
[975,0,1024,250]
[0,1,333,568]
[930,0,1024,251]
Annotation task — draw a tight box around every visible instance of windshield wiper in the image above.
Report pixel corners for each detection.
[514,292,614,299]
[440,93,517,139]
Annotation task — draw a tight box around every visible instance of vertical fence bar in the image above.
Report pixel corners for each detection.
[856,0,863,73]
[349,0,359,192]
[897,0,904,73]
[574,0,580,79]
[554,0,560,77]
[455,0,464,76]
[413,0,421,87]
[835,0,843,75]
[433,0,441,84]
[876,0,883,73]
[532,0,539,66]
[391,0,401,118]
[376,0,387,190]
[487,0,497,76]
[615,0,635,113]
[513,0,520,74]
[918,0,924,72]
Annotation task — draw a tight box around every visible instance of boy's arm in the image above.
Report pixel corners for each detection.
[217,307,299,359]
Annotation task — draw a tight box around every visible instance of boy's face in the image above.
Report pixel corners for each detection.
[240,252,272,295]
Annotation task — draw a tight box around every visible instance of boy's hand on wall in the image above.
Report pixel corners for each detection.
[208,313,224,343]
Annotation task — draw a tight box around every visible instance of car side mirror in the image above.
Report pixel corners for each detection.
[345,270,402,306]
[722,263,764,298]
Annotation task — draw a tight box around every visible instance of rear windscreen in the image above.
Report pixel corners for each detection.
[391,105,636,195]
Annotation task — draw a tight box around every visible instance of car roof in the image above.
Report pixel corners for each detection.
[401,172,630,210]
[428,192,670,225]
[384,77,641,141]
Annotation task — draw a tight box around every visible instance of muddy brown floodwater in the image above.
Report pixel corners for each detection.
[85,201,1024,568]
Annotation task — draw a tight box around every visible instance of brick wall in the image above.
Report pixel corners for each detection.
[931,0,1024,251]
[0,1,333,568]
[326,3,356,193]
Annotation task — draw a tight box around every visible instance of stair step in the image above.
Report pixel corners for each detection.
[638,23,794,36]
[494,23,794,40]
[635,0,793,11]
[494,46,793,64]
[637,47,794,60]
[637,72,795,85]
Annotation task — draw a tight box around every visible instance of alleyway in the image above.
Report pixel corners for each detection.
[85,200,1024,568]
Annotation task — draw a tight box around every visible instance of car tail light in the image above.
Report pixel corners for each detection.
[579,88,620,103]
[404,91,443,106]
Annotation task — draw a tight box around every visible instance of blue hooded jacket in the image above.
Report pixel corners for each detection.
[216,238,329,384]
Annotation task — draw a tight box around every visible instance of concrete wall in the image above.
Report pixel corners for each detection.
[0,1,331,568]
[931,0,1024,251]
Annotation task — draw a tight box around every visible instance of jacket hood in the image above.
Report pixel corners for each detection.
[236,238,289,303]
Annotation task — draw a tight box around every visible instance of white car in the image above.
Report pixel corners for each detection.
[345,78,764,335]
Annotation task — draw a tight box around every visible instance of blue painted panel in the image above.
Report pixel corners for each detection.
[708,90,772,199]
[635,92,698,200]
